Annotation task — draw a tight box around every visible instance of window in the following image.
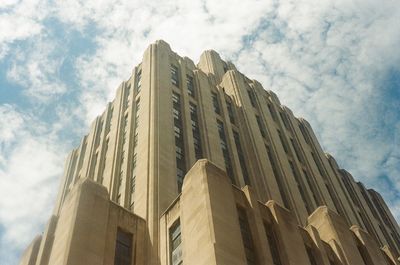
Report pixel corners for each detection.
[212,92,221,114]
[264,223,282,265]
[131,152,137,168]
[299,122,311,144]
[190,103,203,160]
[279,112,290,130]
[130,176,135,208]
[277,130,289,153]
[136,69,142,92]
[303,169,320,205]
[114,228,133,265]
[266,145,290,209]
[233,131,250,185]
[171,65,179,87]
[237,207,257,265]
[121,150,125,164]
[247,89,257,107]
[125,84,131,107]
[226,100,235,124]
[186,75,195,97]
[217,120,235,184]
[268,104,278,122]
[289,160,311,214]
[107,107,114,133]
[311,152,325,178]
[135,98,140,112]
[290,138,303,163]
[173,93,186,192]
[124,114,129,127]
[170,221,183,265]
[256,115,266,138]
[118,171,123,188]
[305,245,318,265]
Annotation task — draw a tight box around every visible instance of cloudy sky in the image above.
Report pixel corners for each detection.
[1,0,400,263]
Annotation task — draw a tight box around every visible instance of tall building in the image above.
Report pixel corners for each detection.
[20,40,400,265]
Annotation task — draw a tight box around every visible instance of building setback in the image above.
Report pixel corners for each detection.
[20,40,400,265]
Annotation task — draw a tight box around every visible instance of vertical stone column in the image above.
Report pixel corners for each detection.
[18,235,42,265]
[180,159,247,265]
[47,178,110,265]
[305,225,331,265]
[351,225,389,265]
[308,206,366,265]
[242,186,275,264]
[34,215,58,265]
[266,200,310,265]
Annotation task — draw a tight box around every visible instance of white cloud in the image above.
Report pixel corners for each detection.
[6,38,67,102]
[0,105,68,264]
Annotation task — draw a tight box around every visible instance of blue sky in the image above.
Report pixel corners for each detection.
[1,0,400,264]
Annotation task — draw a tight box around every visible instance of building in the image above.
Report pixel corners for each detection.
[19,40,400,265]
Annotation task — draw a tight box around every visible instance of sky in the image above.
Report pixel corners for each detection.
[0,0,399,264]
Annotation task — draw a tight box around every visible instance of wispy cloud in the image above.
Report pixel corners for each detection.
[0,104,68,264]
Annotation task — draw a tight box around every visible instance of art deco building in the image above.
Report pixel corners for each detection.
[20,40,400,265]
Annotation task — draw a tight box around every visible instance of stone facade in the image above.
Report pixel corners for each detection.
[20,40,400,265]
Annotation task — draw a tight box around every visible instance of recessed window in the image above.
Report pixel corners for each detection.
[264,223,282,265]
[186,75,195,97]
[136,69,142,92]
[170,221,183,265]
[256,115,266,138]
[212,92,221,114]
[114,228,133,265]
[226,100,235,124]
[247,89,257,107]
[237,207,257,265]
[171,65,179,87]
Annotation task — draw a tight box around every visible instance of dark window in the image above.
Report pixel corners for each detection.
[136,69,142,92]
[299,123,311,144]
[311,152,325,177]
[212,92,221,114]
[306,245,318,265]
[268,104,278,122]
[277,130,289,153]
[107,107,114,133]
[303,169,320,206]
[226,100,235,124]
[357,243,373,265]
[233,131,250,185]
[247,89,257,107]
[266,145,290,209]
[264,223,282,265]
[124,114,129,129]
[290,138,303,163]
[125,84,131,107]
[256,115,266,138]
[238,207,257,265]
[289,160,311,214]
[186,75,195,97]
[114,229,133,265]
[190,103,203,160]
[170,221,183,265]
[217,120,235,184]
[132,153,137,174]
[173,93,186,192]
[279,112,290,130]
[171,65,179,87]
[130,175,135,208]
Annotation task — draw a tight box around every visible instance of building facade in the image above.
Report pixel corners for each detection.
[20,40,400,265]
